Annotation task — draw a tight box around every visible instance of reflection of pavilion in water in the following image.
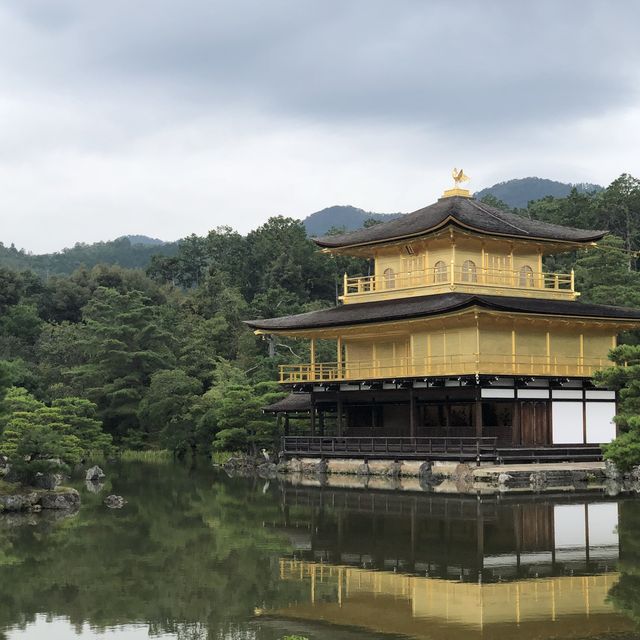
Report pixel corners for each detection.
[262,487,632,639]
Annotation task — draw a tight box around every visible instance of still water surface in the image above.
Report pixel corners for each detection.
[1,461,639,640]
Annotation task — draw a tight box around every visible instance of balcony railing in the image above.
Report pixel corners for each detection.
[281,435,498,460]
[342,265,575,301]
[279,354,609,383]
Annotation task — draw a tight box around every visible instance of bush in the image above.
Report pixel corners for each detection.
[603,431,640,472]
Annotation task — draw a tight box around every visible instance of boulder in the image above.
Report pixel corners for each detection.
[40,489,81,511]
[604,479,622,497]
[356,462,370,476]
[498,473,513,485]
[571,470,589,487]
[256,462,277,478]
[104,494,127,509]
[529,471,548,492]
[34,472,64,490]
[85,480,105,494]
[628,465,640,483]
[604,460,623,482]
[86,466,106,482]
[0,492,39,512]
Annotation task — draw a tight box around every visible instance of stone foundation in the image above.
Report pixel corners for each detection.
[277,457,625,495]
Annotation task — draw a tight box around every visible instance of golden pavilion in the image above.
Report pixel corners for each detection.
[246,174,640,461]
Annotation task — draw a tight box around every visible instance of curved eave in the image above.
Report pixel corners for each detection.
[245,295,640,336]
[314,216,606,252]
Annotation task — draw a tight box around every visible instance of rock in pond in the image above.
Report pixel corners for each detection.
[33,472,65,490]
[86,465,106,482]
[39,489,81,511]
[0,492,39,512]
[0,488,80,513]
[104,495,127,509]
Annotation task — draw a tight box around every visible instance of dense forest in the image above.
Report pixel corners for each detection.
[1,174,640,474]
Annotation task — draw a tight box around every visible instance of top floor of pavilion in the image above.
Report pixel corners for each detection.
[315,182,606,304]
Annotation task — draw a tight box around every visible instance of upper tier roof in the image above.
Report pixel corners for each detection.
[245,292,640,332]
[314,196,607,249]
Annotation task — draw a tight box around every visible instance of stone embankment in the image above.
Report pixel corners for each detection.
[276,457,639,495]
[0,488,81,513]
[1,459,82,513]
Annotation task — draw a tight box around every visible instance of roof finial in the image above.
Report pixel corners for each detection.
[442,168,472,199]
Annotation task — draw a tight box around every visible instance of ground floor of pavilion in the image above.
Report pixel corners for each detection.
[266,375,616,463]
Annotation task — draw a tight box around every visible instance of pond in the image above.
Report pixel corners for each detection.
[1,461,639,640]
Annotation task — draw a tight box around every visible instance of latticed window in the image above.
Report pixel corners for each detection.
[383,267,396,289]
[519,264,535,287]
[434,260,448,283]
[461,259,477,283]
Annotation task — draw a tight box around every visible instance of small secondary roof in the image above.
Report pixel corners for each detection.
[314,196,606,249]
[245,292,640,332]
[263,393,311,413]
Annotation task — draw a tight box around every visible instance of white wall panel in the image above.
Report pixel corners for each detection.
[588,503,619,548]
[585,402,616,443]
[554,504,586,560]
[552,402,584,444]
[585,390,616,400]
[481,388,515,398]
[517,389,550,399]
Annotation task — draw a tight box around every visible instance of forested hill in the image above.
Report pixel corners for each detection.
[302,205,402,236]
[0,236,179,276]
[475,177,602,209]
[0,178,610,276]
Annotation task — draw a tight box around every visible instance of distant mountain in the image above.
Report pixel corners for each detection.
[303,205,403,237]
[118,235,166,246]
[0,236,179,276]
[474,177,602,209]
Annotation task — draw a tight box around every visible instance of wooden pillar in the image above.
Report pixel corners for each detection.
[337,336,343,378]
[512,400,520,445]
[310,396,316,437]
[474,393,483,438]
[310,338,316,380]
[409,386,416,438]
[284,414,290,436]
[337,391,343,437]
[319,408,325,436]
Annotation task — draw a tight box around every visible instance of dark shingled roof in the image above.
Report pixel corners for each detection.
[314,196,607,248]
[245,293,640,332]
[263,393,311,413]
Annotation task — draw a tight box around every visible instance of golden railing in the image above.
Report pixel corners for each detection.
[343,266,574,299]
[279,354,608,383]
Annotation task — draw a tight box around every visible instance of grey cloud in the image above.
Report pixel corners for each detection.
[4,0,640,132]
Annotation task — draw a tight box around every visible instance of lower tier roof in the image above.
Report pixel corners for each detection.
[245,292,640,332]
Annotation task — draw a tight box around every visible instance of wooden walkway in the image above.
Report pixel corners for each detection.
[281,436,603,463]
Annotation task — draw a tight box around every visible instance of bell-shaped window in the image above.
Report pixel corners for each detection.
[383,267,396,289]
[461,259,477,283]
[519,265,535,287]
[434,260,448,283]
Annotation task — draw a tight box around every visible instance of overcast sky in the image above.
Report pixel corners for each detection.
[2,0,639,252]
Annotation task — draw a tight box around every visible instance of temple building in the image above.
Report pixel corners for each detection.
[247,175,640,461]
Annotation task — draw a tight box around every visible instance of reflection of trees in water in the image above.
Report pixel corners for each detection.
[0,462,303,638]
[609,500,640,626]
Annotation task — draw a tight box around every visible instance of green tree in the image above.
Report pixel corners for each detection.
[595,344,640,470]
[138,369,202,451]
[67,288,176,443]
[574,236,640,307]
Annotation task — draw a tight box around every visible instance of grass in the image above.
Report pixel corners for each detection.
[120,450,172,462]
[211,451,244,465]
[0,479,16,495]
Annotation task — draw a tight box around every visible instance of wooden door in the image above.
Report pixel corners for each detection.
[520,401,550,446]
